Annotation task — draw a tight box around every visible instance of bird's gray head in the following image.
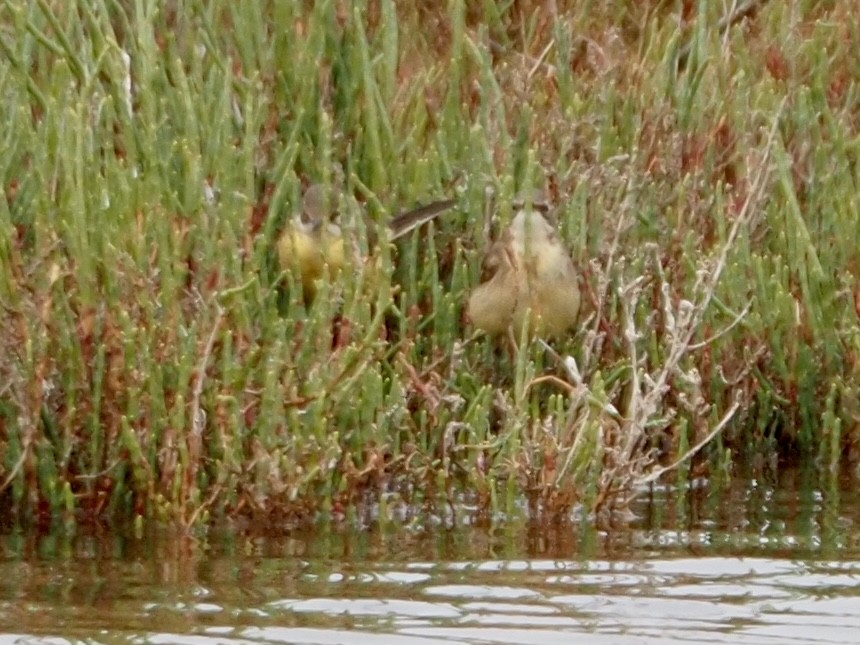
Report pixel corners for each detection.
[300,184,338,229]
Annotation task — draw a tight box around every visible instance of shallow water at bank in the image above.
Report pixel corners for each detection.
[2,471,859,644]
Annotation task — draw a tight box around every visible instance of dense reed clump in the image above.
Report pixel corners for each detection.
[1,1,859,531]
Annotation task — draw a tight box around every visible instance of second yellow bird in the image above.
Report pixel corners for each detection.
[277,184,346,300]
[277,184,456,301]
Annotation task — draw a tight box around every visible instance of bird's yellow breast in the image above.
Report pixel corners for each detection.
[277,223,345,297]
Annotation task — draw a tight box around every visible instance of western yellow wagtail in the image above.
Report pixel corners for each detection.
[277,183,457,301]
[466,188,580,339]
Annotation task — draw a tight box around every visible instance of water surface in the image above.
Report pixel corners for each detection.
[1,472,859,644]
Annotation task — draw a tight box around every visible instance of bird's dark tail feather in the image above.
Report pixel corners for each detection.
[386,199,457,241]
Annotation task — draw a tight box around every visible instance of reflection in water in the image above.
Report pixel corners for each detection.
[1,474,859,644]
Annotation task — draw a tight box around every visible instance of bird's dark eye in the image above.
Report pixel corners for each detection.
[513,189,551,214]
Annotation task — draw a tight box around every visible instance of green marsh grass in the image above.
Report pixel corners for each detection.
[1,1,859,530]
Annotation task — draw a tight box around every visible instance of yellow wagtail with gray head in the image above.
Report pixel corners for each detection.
[466,188,580,340]
[277,183,457,302]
